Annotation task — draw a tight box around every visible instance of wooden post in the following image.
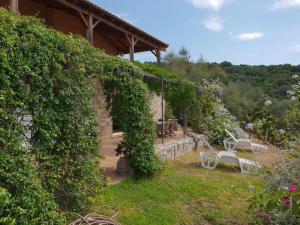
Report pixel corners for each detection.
[129,35,134,61]
[88,14,93,43]
[126,34,138,61]
[161,78,164,144]
[156,49,161,65]
[10,0,18,12]
[79,12,100,44]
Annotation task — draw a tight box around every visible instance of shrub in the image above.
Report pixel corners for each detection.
[249,149,300,224]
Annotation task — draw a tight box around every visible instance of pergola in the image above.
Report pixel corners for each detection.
[144,72,184,144]
[5,0,168,63]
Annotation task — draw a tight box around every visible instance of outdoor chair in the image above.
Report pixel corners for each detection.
[223,129,267,153]
[200,135,261,174]
[167,119,177,137]
[157,120,170,138]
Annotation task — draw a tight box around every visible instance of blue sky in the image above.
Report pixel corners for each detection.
[92,0,300,65]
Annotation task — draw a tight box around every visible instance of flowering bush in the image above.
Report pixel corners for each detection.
[249,149,300,224]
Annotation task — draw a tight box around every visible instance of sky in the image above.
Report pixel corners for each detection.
[91,0,300,65]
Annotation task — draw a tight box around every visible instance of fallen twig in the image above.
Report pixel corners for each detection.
[69,211,120,225]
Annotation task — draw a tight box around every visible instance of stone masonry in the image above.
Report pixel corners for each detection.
[93,80,165,141]
[92,79,113,140]
[155,134,205,161]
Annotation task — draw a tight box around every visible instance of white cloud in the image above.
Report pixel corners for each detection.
[288,44,300,52]
[203,16,223,31]
[270,0,300,10]
[188,0,225,11]
[232,32,265,41]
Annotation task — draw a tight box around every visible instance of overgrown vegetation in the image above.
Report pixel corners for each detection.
[139,59,243,144]
[249,147,300,225]
[249,87,300,225]
[146,47,300,145]
[220,62,300,146]
[0,9,160,224]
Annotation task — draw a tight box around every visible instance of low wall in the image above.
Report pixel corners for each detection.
[155,135,204,161]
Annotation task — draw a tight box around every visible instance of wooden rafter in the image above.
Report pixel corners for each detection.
[79,12,88,27]
[92,20,101,29]
[55,0,162,50]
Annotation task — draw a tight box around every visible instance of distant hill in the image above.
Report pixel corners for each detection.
[217,62,300,99]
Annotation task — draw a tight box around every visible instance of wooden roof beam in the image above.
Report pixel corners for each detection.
[55,0,165,51]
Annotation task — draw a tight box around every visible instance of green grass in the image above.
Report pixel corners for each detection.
[93,152,262,225]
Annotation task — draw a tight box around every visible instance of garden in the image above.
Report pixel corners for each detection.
[0,9,299,225]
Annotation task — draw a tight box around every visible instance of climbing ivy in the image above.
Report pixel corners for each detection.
[0,9,161,224]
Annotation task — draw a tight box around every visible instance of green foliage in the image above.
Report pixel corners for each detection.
[0,9,161,224]
[0,9,103,223]
[249,151,300,225]
[137,61,197,117]
[138,59,233,144]
[222,81,266,121]
[164,102,174,120]
[188,80,229,144]
[163,51,226,82]
[158,49,300,145]
[101,59,162,176]
[219,63,300,100]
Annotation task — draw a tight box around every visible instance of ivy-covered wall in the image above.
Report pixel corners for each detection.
[0,9,161,224]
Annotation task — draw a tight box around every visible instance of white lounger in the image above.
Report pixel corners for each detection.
[200,137,261,174]
[223,129,267,153]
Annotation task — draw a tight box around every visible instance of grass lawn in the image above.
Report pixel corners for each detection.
[92,151,263,225]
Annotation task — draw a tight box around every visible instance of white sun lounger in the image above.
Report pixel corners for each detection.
[200,136,261,174]
[223,129,267,153]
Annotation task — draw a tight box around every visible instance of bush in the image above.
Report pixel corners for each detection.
[102,59,162,176]
[249,149,300,224]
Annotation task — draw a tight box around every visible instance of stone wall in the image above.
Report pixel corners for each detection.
[92,79,113,141]
[155,135,204,161]
[92,83,166,141]
[150,91,165,122]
